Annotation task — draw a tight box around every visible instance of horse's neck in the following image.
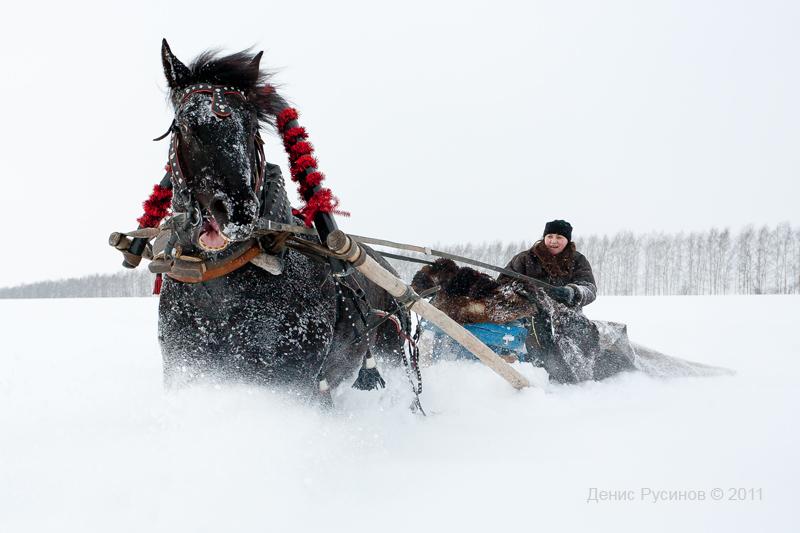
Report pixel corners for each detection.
[260,162,294,224]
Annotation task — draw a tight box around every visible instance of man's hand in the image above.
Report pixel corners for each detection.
[549,286,574,305]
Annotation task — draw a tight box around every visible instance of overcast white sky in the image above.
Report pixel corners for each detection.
[1,0,798,286]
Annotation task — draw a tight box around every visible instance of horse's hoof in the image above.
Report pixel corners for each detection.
[352,367,386,391]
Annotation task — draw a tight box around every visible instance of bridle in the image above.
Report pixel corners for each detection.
[140,81,340,282]
[146,83,273,280]
[156,83,268,228]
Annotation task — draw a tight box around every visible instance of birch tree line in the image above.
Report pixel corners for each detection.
[1,223,798,298]
[387,222,800,296]
[0,269,156,299]
[579,223,799,295]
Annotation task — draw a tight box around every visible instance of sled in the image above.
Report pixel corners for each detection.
[417,316,735,380]
[418,319,528,365]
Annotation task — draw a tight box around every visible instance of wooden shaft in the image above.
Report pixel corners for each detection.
[327,230,531,390]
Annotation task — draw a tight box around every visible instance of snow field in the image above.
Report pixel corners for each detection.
[0,296,797,532]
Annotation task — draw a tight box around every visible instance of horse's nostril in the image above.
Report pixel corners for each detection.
[211,199,228,218]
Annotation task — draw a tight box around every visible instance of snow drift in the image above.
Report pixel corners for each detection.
[0,295,797,532]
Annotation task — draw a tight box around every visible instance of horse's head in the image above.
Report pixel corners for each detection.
[161,40,283,254]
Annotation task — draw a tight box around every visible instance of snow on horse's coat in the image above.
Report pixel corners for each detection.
[155,41,409,395]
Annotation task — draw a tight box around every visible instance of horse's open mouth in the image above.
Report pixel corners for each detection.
[198,218,230,251]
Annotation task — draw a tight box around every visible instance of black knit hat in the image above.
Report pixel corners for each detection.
[543,220,572,242]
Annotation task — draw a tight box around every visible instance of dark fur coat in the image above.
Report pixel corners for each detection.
[411,258,535,325]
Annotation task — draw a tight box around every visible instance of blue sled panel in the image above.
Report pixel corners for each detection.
[420,319,528,362]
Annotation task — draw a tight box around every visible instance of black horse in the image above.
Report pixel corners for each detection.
[154,40,411,400]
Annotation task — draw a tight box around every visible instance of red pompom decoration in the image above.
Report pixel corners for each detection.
[277,106,348,221]
[288,141,314,162]
[276,108,299,132]
[290,155,319,181]
[297,188,350,226]
[283,126,307,144]
[137,185,173,228]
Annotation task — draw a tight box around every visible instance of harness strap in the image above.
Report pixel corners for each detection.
[170,244,261,283]
[150,240,261,282]
[167,84,263,198]
[178,83,246,116]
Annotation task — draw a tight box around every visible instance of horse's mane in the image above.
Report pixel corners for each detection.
[166,48,286,129]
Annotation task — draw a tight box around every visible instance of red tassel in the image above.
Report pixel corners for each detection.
[283,126,307,143]
[153,274,163,295]
[278,106,348,222]
[276,108,299,132]
[290,155,319,181]
[137,185,173,228]
[298,188,350,226]
[288,141,314,161]
[298,171,325,196]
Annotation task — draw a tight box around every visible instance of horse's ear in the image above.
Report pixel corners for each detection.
[250,51,263,72]
[161,39,192,88]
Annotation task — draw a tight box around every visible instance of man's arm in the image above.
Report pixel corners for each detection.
[568,254,597,306]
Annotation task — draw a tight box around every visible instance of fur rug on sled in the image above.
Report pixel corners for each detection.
[411,259,734,383]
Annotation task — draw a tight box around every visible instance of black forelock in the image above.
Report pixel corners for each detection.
[188,49,263,90]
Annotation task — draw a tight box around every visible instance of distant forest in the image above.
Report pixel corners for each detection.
[386,222,799,296]
[0,269,157,299]
[1,223,798,298]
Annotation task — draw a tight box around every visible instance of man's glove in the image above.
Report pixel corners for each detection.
[549,286,574,305]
